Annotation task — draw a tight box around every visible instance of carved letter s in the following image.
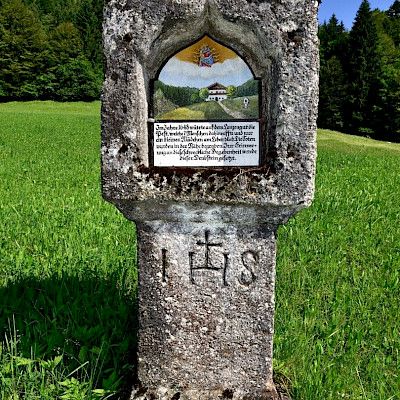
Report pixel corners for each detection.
[238,250,258,286]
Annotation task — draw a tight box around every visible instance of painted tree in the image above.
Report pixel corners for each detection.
[226,85,236,98]
[199,88,209,101]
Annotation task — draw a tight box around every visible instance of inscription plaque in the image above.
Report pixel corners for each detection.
[152,35,260,168]
[154,121,259,167]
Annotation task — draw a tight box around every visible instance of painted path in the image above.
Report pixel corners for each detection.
[217,101,246,119]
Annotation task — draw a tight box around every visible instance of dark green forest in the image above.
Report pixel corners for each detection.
[154,81,201,107]
[235,79,258,98]
[319,0,400,141]
[0,0,102,101]
[0,0,399,141]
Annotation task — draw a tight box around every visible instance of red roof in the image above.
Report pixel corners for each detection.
[207,82,226,90]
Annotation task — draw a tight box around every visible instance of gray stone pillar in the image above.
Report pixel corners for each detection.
[101,1,319,399]
[134,222,277,399]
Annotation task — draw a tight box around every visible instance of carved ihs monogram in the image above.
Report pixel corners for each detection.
[161,231,259,287]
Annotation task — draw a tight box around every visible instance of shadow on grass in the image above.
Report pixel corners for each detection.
[0,273,138,399]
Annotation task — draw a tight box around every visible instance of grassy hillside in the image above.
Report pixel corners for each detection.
[0,103,399,399]
[221,95,259,119]
[157,100,231,120]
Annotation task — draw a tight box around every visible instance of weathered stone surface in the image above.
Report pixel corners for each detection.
[101,0,319,222]
[101,0,318,398]
[132,222,277,400]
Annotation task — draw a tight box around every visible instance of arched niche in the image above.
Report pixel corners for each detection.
[152,35,260,122]
[143,19,278,166]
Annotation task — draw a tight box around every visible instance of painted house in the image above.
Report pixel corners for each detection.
[206,82,227,102]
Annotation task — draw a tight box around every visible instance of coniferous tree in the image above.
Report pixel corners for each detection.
[387,0,400,18]
[346,0,382,136]
[0,0,398,134]
[319,56,347,130]
[75,0,103,70]
[318,15,348,130]
[374,3,400,141]
[318,2,399,137]
[385,0,400,46]
[319,14,348,62]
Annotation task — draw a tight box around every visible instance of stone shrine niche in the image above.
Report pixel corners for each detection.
[101,0,319,219]
[150,35,261,168]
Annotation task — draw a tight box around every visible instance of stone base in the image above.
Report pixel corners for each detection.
[133,222,278,400]
[130,384,280,400]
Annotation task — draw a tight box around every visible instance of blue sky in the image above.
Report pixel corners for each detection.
[319,0,394,29]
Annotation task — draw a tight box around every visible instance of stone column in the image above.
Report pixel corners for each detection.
[133,222,277,400]
[101,1,319,399]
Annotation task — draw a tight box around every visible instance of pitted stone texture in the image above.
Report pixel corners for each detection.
[102,1,319,397]
[114,200,299,226]
[133,222,278,400]
[101,0,319,217]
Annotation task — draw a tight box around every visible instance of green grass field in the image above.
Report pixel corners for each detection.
[0,101,136,399]
[157,100,231,120]
[275,129,400,399]
[1,102,399,399]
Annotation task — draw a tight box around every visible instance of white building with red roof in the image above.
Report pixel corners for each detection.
[206,82,227,102]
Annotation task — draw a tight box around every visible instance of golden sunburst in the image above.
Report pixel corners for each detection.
[175,35,237,65]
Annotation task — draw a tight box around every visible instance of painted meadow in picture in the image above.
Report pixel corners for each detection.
[154,36,260,121]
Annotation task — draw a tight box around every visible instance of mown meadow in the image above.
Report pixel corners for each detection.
[0,102,399,399]
[157,100,232,120]
[0,102,136,399]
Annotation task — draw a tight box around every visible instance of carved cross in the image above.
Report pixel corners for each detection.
[196,230,222,270]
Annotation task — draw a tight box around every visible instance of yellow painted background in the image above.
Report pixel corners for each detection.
[175,35,238,64]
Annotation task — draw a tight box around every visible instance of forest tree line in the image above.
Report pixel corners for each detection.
[0,0,102,101]
[0,0,399,141]
[154,79,258,108]
[319,0,400,141]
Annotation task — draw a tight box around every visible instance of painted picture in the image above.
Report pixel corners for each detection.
[154,36,260,121]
